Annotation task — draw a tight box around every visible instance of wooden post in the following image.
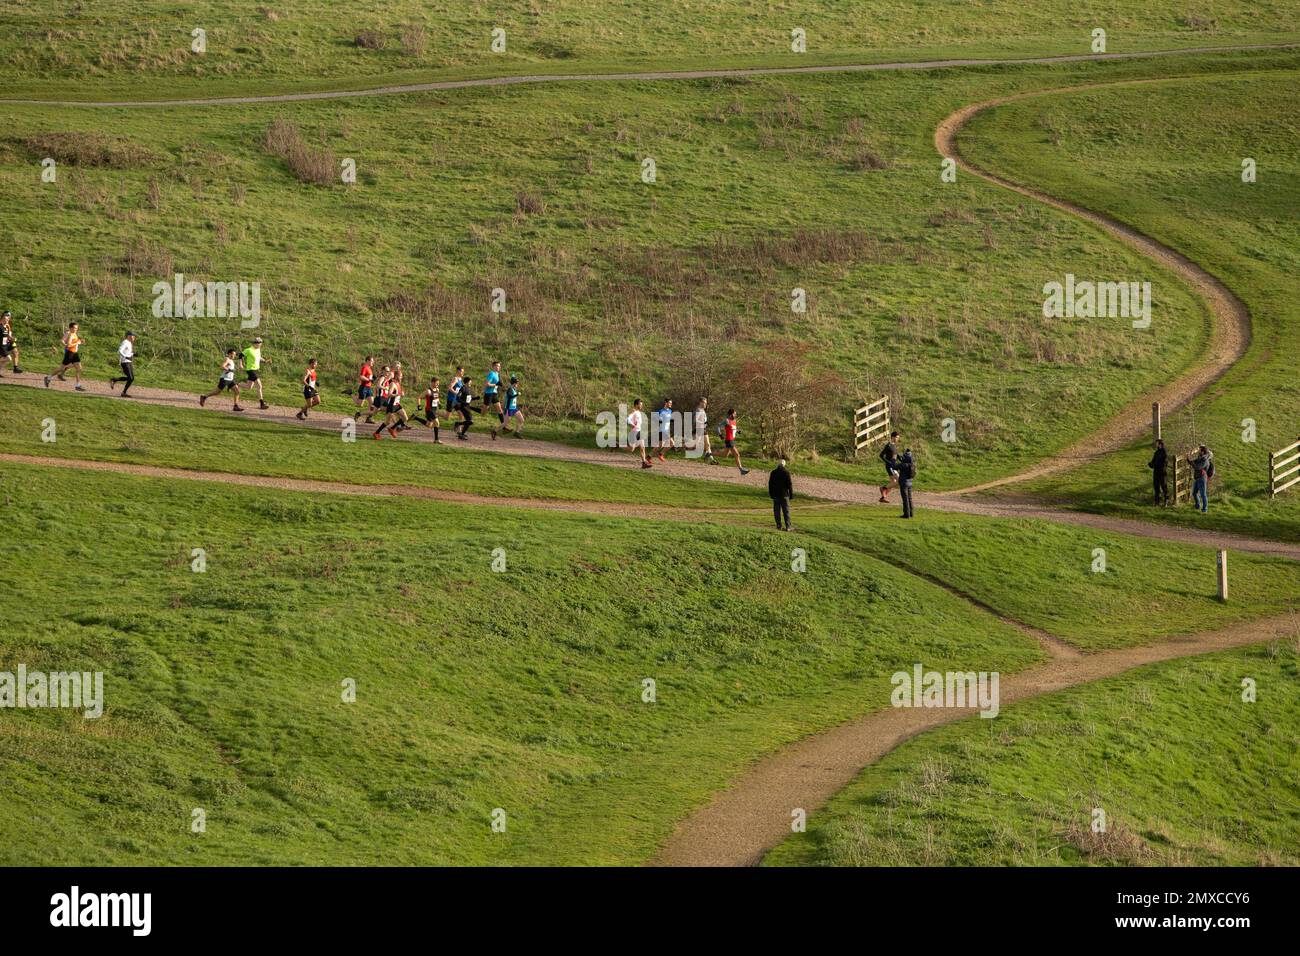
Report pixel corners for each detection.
[1270,450,1276,498]
[1217,550,1228,601]
[1152,402,1161,447]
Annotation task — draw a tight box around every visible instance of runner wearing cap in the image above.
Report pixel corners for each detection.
[240,337,270,409]
[108,331,136,397]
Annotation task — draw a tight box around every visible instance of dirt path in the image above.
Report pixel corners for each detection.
[2,44,1294,108]
[936,80,1252,494]
[3,49,1294,870]
[4,447,1073,651]
[650,609,1299,866]
[6,375,1298,560]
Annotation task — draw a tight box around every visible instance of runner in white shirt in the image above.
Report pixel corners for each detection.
[692,397,716,463]
[109,331,136,397]
[199,349,244,411]
[628,398,652,469]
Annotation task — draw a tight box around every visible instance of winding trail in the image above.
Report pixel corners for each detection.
[3,43,1296,867]
[6,375,1299,561]
[650,609,1300,866]
[936,82,1252,494]
[1,43,1294,108]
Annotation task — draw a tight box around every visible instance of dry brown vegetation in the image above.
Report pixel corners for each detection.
[14,131,156,168]
[261,117,336,186]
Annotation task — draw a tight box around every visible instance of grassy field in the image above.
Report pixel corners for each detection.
[962,71,1300,540]
[9,387,1299,655]
[11,52,1299,490]
[2,2,1298,99]
[766,644,1300,866]
[0,386,761,509]
[0,463,1049,865]
[793,509,1300,651]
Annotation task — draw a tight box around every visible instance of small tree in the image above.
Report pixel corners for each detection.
[730,340,842,458]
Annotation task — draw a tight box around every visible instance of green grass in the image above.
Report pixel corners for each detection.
[6,385,1299,653]
[0,463,1047,864]
[961,71,1300,541]
[0,386,758,508]
[8,375,1300,651]
[3,2,1298,99]
[794,508,1300,650]
[10,52,1297,490]
[766,645,1300,866]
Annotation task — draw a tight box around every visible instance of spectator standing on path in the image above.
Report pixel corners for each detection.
[108,331,136,397]
[897,448,916,519]
[1148,439,1169,506]
[1190,444,1212,513]
[879,431,900,503]
[768,459,793,531]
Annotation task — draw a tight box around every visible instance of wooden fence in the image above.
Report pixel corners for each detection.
[1269,437,1300,497]
[1171,450,1193,505]
[852,395,890,458]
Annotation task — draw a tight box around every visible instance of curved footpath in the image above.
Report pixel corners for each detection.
[5,376,1298,561]
[1,43,1294,108]
[2,46,1296,867]
[650,609,1300,866]
[937,81,1252,494]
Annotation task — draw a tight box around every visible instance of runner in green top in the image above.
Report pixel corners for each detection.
[240,336,270,409]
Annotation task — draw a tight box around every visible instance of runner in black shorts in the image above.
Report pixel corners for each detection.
[199,349,244,411]
[0,310,21,374]
[878,431,899,503]
[296,358,320,419]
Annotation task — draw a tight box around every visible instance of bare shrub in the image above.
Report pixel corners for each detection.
[515,189,546,216]
[261,117,336,186]
[1061,810,1153,864]
[120,237,174,278]
[400,23,427,57]
[354,29,386,50]
[18,131,155,168]
[729,340,843,458]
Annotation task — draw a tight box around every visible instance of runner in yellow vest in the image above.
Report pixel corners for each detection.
[240,336,270,409]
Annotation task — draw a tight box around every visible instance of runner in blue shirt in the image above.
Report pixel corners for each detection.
[486,360,506,439]
[501,375,525,437]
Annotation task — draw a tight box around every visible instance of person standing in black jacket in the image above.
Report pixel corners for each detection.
[1149,439,1169,506]
[768,459,793,530]
[896,449,916,518]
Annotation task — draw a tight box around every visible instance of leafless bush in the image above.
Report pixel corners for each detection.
[515,189,546,216]
[354,29,385,50]
[18,131,155,168]
[261,117,336,186]
[400,23,427,57]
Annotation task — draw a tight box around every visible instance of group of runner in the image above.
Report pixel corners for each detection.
[350,356,526,441]
[626,396,749,474]
[197,338,526,442]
